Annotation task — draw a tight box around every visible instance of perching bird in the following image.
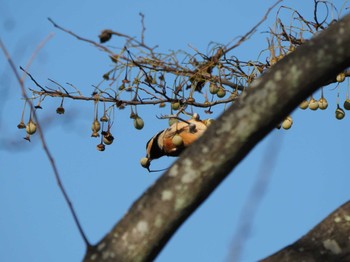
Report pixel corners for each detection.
[140,114,213,171]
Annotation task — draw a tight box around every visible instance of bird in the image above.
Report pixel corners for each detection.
[140,114,213,171]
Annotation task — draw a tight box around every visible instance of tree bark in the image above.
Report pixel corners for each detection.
[84,14,350,262]
[261,200,350,262]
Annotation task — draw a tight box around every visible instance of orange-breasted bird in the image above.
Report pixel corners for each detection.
[140,114,213,171]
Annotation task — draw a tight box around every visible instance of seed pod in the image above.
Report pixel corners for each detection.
[318,97,328,110]
[336,72,346,83]
[91,131,99,138]
[168,118,178,126]
[343,99,350,110]
[134,117,144,130]
[56,106,65,114]
[172,134,183,147]
[26,120,37,135]
[17,121,26,129]
[103,132,114,145]
[308,98,319,110]
[159,102,166,108]
[299,100,309,110]
[187,97,195,103]
[282,116,293,130]
[171,102,180,110]
[209,83,219,94]
[99,30,112,43]
[217,87,226,98]
[140,157,150,169]
[91,119,101,132]
[335,107,345,120]
[100,115,109,122]
[96,143,105,151]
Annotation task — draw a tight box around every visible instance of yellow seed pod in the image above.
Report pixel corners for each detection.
[187,97,195,103]
[299,100,309,110]
[26,120,37,135]
[209,83,219,94]
[140,157,150,168]
[172,134,183,147]
[171,102,180,111]
[336,72,346,83]
[217,87,226,98]
[134,117,144,130]
[168,118,178,126]
[91,119,101,132]
[335,107,345,120]
[159,102,166,108]
[318,97,328,110]
[103,133,114,145]
[343,99,350,110]
[308,98,319,110]
[282,116,293,130]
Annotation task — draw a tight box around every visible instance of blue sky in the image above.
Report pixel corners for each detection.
[1,0,349,261]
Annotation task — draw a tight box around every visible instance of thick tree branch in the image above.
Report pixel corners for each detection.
[84,14,350,262]
[261,200,350,262]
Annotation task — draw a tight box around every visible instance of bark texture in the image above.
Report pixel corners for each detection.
[261,200,350,262]
[84,14,350,262]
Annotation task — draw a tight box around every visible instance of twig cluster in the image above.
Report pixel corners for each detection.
[23,2,349,147]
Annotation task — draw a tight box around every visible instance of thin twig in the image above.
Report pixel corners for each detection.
[48,17,115,56]
[139,12,146,44]
[0,37,91,247]
[225,0,283,54]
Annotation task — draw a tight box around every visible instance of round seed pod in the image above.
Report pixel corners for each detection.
[308,98,319,110]
[336,72,346,83]
[96,143,105,151]
[171,102,180,111]
[318,97,328,110]
[343,99,350,110]
[335,107,345,120]
[282,116,293,130]
[299,100,309,110]
[140,157,150,169]
[172,134,183,147]
[134,117,144,130]
[209,83,219,94]
[217,87,226,98]
[103,133,114,145]
[26,120,37,135]
[91,119,101,132]
[168,118,178,126]
[56,107,65,114]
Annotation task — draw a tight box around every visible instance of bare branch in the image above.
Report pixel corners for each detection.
[0,37,91,248]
